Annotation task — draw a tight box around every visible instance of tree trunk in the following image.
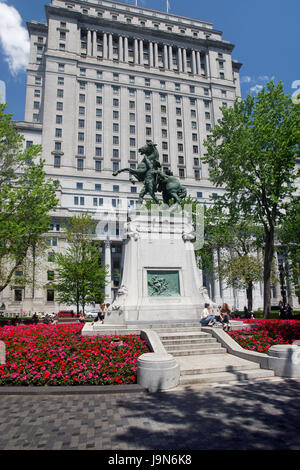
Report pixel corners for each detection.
[264,227,275,318]
[246,281,253,312]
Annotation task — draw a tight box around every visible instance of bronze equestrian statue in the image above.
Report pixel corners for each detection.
[112,141,187,206]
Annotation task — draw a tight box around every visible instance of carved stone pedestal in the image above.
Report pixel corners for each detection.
[104,208,212,325]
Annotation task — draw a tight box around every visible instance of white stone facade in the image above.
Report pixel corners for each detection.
[1,0,299,313]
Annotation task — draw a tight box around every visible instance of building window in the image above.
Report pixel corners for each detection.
[80,68,86,76]
[113,185,119,192]
[194,169,200,180]
[96,121,102,130]
[55,142,61,151]
[130,151,136,160]
[58,63,64,72]
[78,132,84,141]
[95,147,102,156]
[197,192,203,198]
[74,196,79,205]
[14,289,22,302]
[77,159,84,170]
[113,136,119,145]
[56,115,63,124]
[113,149,119,158]
[129,125,135,134]
[78,119,85,128]
[76,182,83,189]
[48,252,55,262]
[204,88,209,96]
[113,162,119,172]
[57,102,63,111]
[95,160,102,172]
[96,108,102,117]
[47,270,55,281]
[54,155,61,168]
[113,110,119,119]
[179,168,185,179]
[130,138,136,147]
[95,184,101,191]
[33,101,40,109]
[55,128,62,138]
[113,99,119,107]
[47,289,55,302]
[77,145,84,155]
[131,186,137,193]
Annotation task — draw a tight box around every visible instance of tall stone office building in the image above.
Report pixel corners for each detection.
[2,0,298,313]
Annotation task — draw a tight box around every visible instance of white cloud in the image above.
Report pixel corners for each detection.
[250,84,263,94]
[240,76,252,84]
[0,80,6,103]
[0,2,30,75]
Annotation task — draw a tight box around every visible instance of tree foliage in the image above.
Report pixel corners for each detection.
[0,103,58,292]
[54,213,108,314]
[202,81,300,316]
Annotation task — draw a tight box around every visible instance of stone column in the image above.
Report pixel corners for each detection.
[149,41,154,67]
[139,39,144,65]
[168,45,173,70]
[182,48,187,73]
[93,31,97,57]
[213,250,222,304]
[87,30,92,56]
[177,47,182,72]
[196,51,201,75]
[164,44,168,69]
[154,42,159,67]
[104,239,112,302]
[124,36,129,62]
[134,38,139,64]
[192,50,197,74]
[272,252,282,306]
[103,32,108,59]
[108,33,113,60]
[119,35,123,62]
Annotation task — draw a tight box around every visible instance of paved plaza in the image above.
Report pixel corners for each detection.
[0,378,300,451]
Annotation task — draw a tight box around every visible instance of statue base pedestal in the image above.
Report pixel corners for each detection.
[105,209,212,325]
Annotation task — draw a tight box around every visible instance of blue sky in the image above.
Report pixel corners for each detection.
[0,0,299,120]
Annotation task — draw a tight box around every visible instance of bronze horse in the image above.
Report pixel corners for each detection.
[112,141,187,206]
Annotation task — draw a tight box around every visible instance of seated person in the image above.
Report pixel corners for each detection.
[200,303,216,327]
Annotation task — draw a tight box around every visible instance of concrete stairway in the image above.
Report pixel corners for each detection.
[146,322,275,386]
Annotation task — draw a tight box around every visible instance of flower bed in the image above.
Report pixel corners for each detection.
[228,319,300,353]
[0,324,149,386]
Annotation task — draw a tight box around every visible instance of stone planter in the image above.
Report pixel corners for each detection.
[268,344,300,378]
[137,353,180,391]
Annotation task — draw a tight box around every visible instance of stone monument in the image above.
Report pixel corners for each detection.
[103,141,212,325]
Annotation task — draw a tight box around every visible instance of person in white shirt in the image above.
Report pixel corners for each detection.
[200,303,216,327]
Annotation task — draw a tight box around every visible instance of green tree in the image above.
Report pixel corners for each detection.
[54,213,108,314]
[202,81,300,317]
[0,103,58,292]
[201,206,266,310]
[279,196,300,298]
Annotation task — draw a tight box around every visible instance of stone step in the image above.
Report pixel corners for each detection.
[179,368,275,385]
[158,332,209,340]
[168,347,227,357]
[155,327,203,334]
[180,360,260,376]
[164,341,222,352]
[162,337,217,346]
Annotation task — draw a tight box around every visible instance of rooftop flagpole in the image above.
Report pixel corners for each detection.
[166,0,170,13]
